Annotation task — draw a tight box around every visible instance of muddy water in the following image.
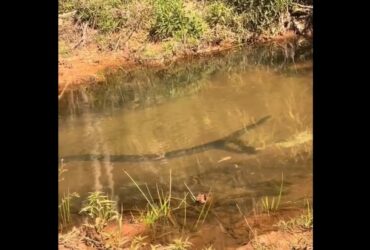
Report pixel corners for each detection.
[59,42,312,231]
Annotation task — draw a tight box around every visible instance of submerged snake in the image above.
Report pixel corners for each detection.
[61,115,271,163]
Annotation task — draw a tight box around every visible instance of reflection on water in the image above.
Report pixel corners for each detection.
[59,41,312,219]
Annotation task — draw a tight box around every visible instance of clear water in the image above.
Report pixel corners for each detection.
[59,41,312,221]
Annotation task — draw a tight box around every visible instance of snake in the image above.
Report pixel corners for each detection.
[61,115,271,163]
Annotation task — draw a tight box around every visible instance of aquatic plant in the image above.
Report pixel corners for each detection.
[58,160,68,183]
[124,169,174,226]
[59,189,80,230]
[260,172,284,214]
[124,169,213,233]
[59,161,80,231]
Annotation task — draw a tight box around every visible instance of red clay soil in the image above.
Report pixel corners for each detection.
[102,222,148,239]
[59,48,130,92]
[237,230,312,250]
[58,42,237,94]
[58,31,304,94]
[58,208,311,249]
[58,222,148,250]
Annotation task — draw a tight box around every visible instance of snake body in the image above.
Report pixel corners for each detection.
[62,115,271,163]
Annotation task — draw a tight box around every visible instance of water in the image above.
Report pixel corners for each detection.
[59,41,312,225]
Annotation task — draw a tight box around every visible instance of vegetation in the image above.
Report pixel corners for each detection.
[74,0,126,33]
[59,167,312,248]
[277,200,313,231]
[205,1,234,27]
[59,38,312,118]
[123,169,213,232]
[58,162,80,231]
[166,237,192,249]
[124,170,173,226]
[59,0,76,13]
[230,0,293,34]
[259,172,284,215]
[150,0,206,41]
[59,0,312,59]
[58,1,313,248]
[79,191,119,231]
[59,189,79,230]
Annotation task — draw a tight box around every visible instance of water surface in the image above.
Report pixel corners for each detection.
[59,42,313,220]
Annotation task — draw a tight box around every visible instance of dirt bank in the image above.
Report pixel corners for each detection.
[59,208,312,249]
[58,0,313,95]
[58,30,310,96]
[59,41,237,93]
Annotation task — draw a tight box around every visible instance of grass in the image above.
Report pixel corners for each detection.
[234,198,312,250]
[74,0,126,33]
[58,161,80,231]
[130,235,148,249]
[59,0,312,59]
[227,0,292,34]
[59,189,80,230]
[59,165,311,248]
[58,40,72,57]
[58,160,68,182]
[276,199,313,231]
[260,172,284,215]
[59,0,76,14]
[117,168,212,247]
[150,0,206,42]
[123,169,213,234]
[124,170,174,226]
[205,1,234,27]
[79,191,119,231]
[166,237,192,249]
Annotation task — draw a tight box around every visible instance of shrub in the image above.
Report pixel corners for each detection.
[75,0,126,33]
[80,191,119,230]
[226,0,292,34]
[150,0,206,41]
[59,0,76,14]
[205,1,234,27]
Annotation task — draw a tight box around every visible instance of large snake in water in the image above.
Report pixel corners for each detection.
[61,115,271,163]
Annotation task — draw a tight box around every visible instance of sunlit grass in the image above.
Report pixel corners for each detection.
[130,235,148,250]
[124,169,175,226]
[79,191,119,231]
[59,189,80,231]
[259,173,284,215]
[276,199,313,231]
[124,168,214,236]
[58,161,80,231]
